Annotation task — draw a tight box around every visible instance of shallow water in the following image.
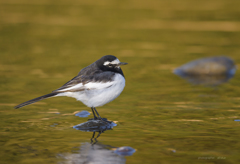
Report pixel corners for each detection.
[1,0,240,163]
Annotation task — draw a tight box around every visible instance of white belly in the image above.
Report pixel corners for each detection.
[58,74,125,107]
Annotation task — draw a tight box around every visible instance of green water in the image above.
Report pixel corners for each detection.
[1,0,240,163]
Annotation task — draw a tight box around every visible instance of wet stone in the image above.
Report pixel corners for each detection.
[73,119,117,132]
[75,110,91,117]
[174,56,236,76]
[173,56,236,85]
[114,146,136,156]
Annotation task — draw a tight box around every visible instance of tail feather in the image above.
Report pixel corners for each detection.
[14,92,58,109]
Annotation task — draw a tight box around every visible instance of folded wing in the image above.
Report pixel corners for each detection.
[53,71,116,93]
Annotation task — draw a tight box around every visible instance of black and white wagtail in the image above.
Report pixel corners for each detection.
[14,55,128,120]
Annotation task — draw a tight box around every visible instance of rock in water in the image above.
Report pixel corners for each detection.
[75,110,91,117]
[174,56,236,85]
[174,56,236,76]
[73,119,117,132]
[114,146,136,156]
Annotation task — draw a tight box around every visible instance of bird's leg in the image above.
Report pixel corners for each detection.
[93,107,102,119]
[91,107,98,119]
[94,107,111,123]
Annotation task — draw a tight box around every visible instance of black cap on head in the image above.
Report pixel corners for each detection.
[98,55,117,63]
[96,55,125,76]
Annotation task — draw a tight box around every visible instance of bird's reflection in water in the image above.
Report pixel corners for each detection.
[76,119,117,145]
[58,120,135,164]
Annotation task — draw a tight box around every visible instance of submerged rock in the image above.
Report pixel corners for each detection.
[73,119,117,132]
[174,56,236,76]
[75,110,91,118]
[174,56,236,85]
[114,146,136,156]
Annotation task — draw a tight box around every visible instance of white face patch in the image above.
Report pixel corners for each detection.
[103,58,120,66]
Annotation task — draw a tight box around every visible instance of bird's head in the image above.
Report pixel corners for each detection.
[97,55,128,73]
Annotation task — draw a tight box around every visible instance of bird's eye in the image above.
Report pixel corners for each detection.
[108,64,113,67]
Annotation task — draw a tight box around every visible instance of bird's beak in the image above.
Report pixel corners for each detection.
[118,62,128,66]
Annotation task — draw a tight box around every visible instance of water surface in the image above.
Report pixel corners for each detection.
[1,0,240,163]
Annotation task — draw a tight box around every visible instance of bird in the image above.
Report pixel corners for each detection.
[14,55,128,120]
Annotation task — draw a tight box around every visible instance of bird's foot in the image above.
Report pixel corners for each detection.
[88,117,98,121]
[100,118,113,124]
[88,117,112,123]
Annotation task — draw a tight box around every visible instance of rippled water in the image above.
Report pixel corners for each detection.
[1,0,240,163]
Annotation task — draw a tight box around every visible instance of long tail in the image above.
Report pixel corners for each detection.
[14,92,58,109]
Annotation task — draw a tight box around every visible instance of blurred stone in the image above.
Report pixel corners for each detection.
[174,56,236,85]
[73,119,117,132]
[178,74,234,86]
[75,110,90,118]
[114,146,136,156]
[174,56,236,75]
